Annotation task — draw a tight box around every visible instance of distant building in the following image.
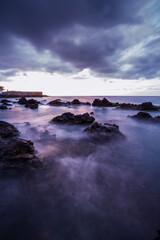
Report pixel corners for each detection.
[0,86,4,94]
[2,90,43,97]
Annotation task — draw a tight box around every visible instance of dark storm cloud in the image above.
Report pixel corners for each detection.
[0,0,159,80]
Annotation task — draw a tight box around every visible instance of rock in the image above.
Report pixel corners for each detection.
[0,105,8,110]
[18,98,39,109]
[92,98,112,107]
[1,99,12,104]
[25,102,38,109]
[71,99,81,104]
[128,112,153,119]
[48,99,65,106]
[128,112,160,123]
[0,138,44,168]
[18,97,28,104]
[83,122,124,140]
[27,99,39,104]
[0,121,19,138]
[140,102,159,111]
[119,102,159,111]
[90,112,94,115]
[52,112,95,124]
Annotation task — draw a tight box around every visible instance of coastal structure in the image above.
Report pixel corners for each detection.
[0,86,4,94]
[0,87,43,97]
[2,90,43,97]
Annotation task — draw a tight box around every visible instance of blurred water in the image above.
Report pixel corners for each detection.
[0,96,160,240]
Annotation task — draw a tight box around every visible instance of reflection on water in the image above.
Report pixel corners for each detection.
[0,96,160,240]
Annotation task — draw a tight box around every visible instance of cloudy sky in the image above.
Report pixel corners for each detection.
[0,0,160,95]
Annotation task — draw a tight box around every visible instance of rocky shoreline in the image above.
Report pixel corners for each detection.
[0,96,160,170]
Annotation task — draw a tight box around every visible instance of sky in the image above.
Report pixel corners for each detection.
[0,0,160,96]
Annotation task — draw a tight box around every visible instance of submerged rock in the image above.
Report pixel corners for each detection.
[0,138,44,168]
[92,98,112,107]
[0,121,19,138]
[83,122,124,140]
[52,112,95,124]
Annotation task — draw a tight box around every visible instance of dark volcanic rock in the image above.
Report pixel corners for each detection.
[48,99,65,106]
[1,99,12,104]
[140,102,159,111]
[18,98,39,109]
[25,102,38,109]
[84,122,124,140]
[0,121,19,138]
[119,102,159,111]
[70,99,91,105]
[0,138,44,168]
[18,97,28,104]
[52,112,95,124]
[92,98,112,107]
[71,99,81,104]
[128,112,160,123]
[129,112,153,119]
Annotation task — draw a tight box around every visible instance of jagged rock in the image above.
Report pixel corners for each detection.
[18,97,28,104]
[92,98,112,107]
[83,122,124,140]
[52,112,95,124]
[0,121,19,138]
[0,138,44,168]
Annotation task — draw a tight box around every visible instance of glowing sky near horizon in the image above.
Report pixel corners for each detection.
[0,0,160,95]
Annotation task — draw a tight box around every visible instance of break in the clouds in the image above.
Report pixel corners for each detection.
[0,0,160,82]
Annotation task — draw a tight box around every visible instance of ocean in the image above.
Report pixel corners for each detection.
[0,96,160,240]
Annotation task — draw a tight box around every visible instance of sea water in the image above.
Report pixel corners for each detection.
[0,96,160,240]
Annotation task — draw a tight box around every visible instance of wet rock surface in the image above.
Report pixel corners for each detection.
[0,121,19,138]
[0,138,44,169]
[0,121,44,169]
[52,112,95,124]
[92,98,113,107]
[83,122,124,140]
